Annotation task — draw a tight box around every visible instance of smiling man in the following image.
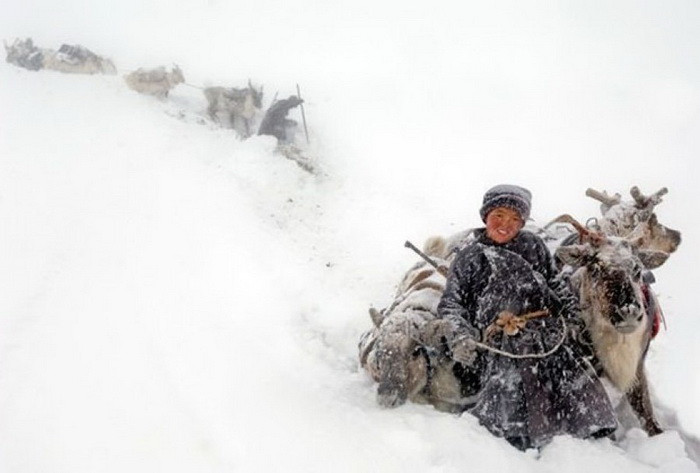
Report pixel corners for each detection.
[435,184,616,451]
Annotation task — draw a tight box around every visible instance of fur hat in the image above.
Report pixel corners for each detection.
[479,184,532,222]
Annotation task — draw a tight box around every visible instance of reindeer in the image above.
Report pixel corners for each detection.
[359,237,469,412]
[585,186,681,256]
[4,38,44,71]
[124,65,185,99]
[5,39,117,75]
[42,43,117,75]
[5,38,117,74]
[553,208,677,436]
[203,81,263,138]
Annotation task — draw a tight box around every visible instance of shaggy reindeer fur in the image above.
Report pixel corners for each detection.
[359,237,468,412]
[124,65,185,98]
[203,82,263,138]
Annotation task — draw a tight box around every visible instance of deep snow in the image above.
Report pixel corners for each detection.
[2,1,700,472]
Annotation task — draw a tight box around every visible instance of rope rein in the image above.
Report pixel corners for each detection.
[452,316,568,360]
[397,308,569,360]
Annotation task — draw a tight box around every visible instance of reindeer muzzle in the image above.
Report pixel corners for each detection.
[612,304,644,333]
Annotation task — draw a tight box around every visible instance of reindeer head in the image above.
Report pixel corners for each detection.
[365,240,450,408]
[558,236,651,334]
[170,64,185,85]
[371,330,429,408]
[554,212,662,331]
[587,186,681,256]
[247,79,264,109]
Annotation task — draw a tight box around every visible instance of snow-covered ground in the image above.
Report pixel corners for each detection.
[1,1,700,471]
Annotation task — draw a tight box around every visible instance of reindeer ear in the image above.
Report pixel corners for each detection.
[637,249,669,269]
[555,245,588,267]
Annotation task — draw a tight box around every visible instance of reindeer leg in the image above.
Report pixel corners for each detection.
[626,368,663,436]
[207,104,217,122]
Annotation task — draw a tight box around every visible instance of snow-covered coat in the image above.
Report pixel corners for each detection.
[437,228,617,449]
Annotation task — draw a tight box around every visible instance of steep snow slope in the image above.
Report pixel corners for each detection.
[1,59,699,473]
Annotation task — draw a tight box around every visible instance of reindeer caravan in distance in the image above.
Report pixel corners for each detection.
[359,186,681,442]
[4,38,116,74]
[5,37,314,172]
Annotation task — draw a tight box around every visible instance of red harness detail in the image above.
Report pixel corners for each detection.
[642,284,663,338]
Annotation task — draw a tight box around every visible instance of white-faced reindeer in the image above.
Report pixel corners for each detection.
[359,237,468,412]
[585,186,681,255]
[124,65,185,99]
[203,81,263,138]
[553,197,679,436]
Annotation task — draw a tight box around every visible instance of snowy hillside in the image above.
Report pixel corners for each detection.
[2,1,700,472]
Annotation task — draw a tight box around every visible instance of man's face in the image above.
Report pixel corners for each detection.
[485,207,524,244]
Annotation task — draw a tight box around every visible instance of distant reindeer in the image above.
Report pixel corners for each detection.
[42,44,116,75]
[124,65,185,99]
[4,38,44,71]
[5,38,116,75]
[203,81,263,138]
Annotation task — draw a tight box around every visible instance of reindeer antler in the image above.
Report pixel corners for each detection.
[550,214,606,245]
[630,186,668,209]
[586,188,622,208]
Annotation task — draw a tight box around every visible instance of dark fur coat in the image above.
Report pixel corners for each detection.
[437,229,616,449]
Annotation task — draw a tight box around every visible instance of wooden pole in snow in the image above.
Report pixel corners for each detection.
[296,83,310,144]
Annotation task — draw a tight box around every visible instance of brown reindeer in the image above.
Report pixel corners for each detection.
[555,214,672,436]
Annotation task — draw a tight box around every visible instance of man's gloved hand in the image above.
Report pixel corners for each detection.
[450,337,478,366]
